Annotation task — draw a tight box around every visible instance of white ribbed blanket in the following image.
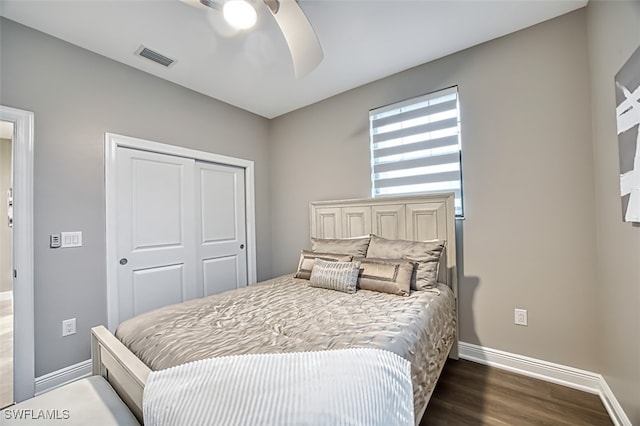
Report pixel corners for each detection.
[143,348,414,426]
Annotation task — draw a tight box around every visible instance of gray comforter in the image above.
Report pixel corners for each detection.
[115,274,456,414]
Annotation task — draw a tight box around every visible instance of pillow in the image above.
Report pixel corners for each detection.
[366,235,445,291]
[310,236,371,257]
[309,259,361,294]
[356,258,415,297]
[294,250,353,280]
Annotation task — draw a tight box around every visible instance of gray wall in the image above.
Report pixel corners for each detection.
[586,1,640,423]
[270,9,601,371]
[0,18,271,376]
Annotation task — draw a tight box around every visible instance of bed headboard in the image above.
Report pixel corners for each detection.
[309,193,458,297]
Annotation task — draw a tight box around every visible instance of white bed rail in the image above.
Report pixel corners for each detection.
[91,325,150,423]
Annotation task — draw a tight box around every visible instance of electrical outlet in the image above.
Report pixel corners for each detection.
[514,308,528,326]
[62,318,76,337]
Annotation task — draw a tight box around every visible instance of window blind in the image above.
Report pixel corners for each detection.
[369,86,464,216]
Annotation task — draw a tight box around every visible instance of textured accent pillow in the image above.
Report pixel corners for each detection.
[355,258,415,297]
[294,250,353,280]
[310,236,371,257]
[366,235,445,291]
[309,259,361,294]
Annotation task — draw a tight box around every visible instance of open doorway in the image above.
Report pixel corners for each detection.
[0,120,13,408]
[0,105,34,405]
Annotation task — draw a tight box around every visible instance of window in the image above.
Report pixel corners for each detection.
[369,86,464,217]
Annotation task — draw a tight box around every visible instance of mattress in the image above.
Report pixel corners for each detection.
[115,274,456,413]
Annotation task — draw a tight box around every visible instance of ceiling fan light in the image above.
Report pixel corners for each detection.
[223,0,257,30]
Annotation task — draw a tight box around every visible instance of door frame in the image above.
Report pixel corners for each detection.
[105,133,257,331]
[0,105,35,402]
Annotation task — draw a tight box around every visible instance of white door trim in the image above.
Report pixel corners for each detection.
[0,105,35,402]
[105,133,257,331]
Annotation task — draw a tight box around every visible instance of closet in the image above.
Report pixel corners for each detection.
[108,135,251,327]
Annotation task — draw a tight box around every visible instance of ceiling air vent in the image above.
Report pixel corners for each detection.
[135,46,176,68]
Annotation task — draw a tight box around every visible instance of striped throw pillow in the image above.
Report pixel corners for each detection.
[309,259,361,294]
[294,250,353,280]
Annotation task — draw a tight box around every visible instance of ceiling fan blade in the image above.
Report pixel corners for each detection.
[267,0,323,78]
[179,0,219,11]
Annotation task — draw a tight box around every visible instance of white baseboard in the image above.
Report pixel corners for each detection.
[458,342,631,426]
[598,374,634,426]
[34,359,92,396]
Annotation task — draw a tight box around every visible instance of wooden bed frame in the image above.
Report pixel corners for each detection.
[91,325,149,423]
[91,193,458,425]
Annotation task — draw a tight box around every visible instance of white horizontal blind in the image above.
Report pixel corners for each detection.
[370,86,463,216]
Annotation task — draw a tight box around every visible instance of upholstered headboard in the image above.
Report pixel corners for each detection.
[309,193,458,297]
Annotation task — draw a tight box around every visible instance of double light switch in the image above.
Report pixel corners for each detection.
[50,231,83,248]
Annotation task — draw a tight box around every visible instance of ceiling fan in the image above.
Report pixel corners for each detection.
[181,0,323,78]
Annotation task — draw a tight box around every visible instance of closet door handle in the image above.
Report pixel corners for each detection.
[239,244,245,249]
[119,258,128,265]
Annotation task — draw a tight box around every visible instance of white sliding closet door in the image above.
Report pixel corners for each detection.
[107,133,256,330]
[116,147,198,322]
[115,147,249,325]
[195,162,247,297]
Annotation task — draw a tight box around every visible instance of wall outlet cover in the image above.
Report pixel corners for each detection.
[62,318,76,336]
[515,308,528,326]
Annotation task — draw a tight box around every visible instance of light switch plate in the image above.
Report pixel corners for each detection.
[61,231,82,248]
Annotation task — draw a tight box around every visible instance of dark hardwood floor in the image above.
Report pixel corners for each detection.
[420,359,613,426]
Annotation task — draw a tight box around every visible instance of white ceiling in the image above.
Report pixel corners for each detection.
[0,0,587,118]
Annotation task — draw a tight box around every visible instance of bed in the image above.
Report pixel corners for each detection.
[91,193,458,425]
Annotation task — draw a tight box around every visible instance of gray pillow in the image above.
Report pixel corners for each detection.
[294,250,353,280]
[310,236,371,257]
[309,259,361,294]
[356,258,415,297]
[366,235,445,291]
